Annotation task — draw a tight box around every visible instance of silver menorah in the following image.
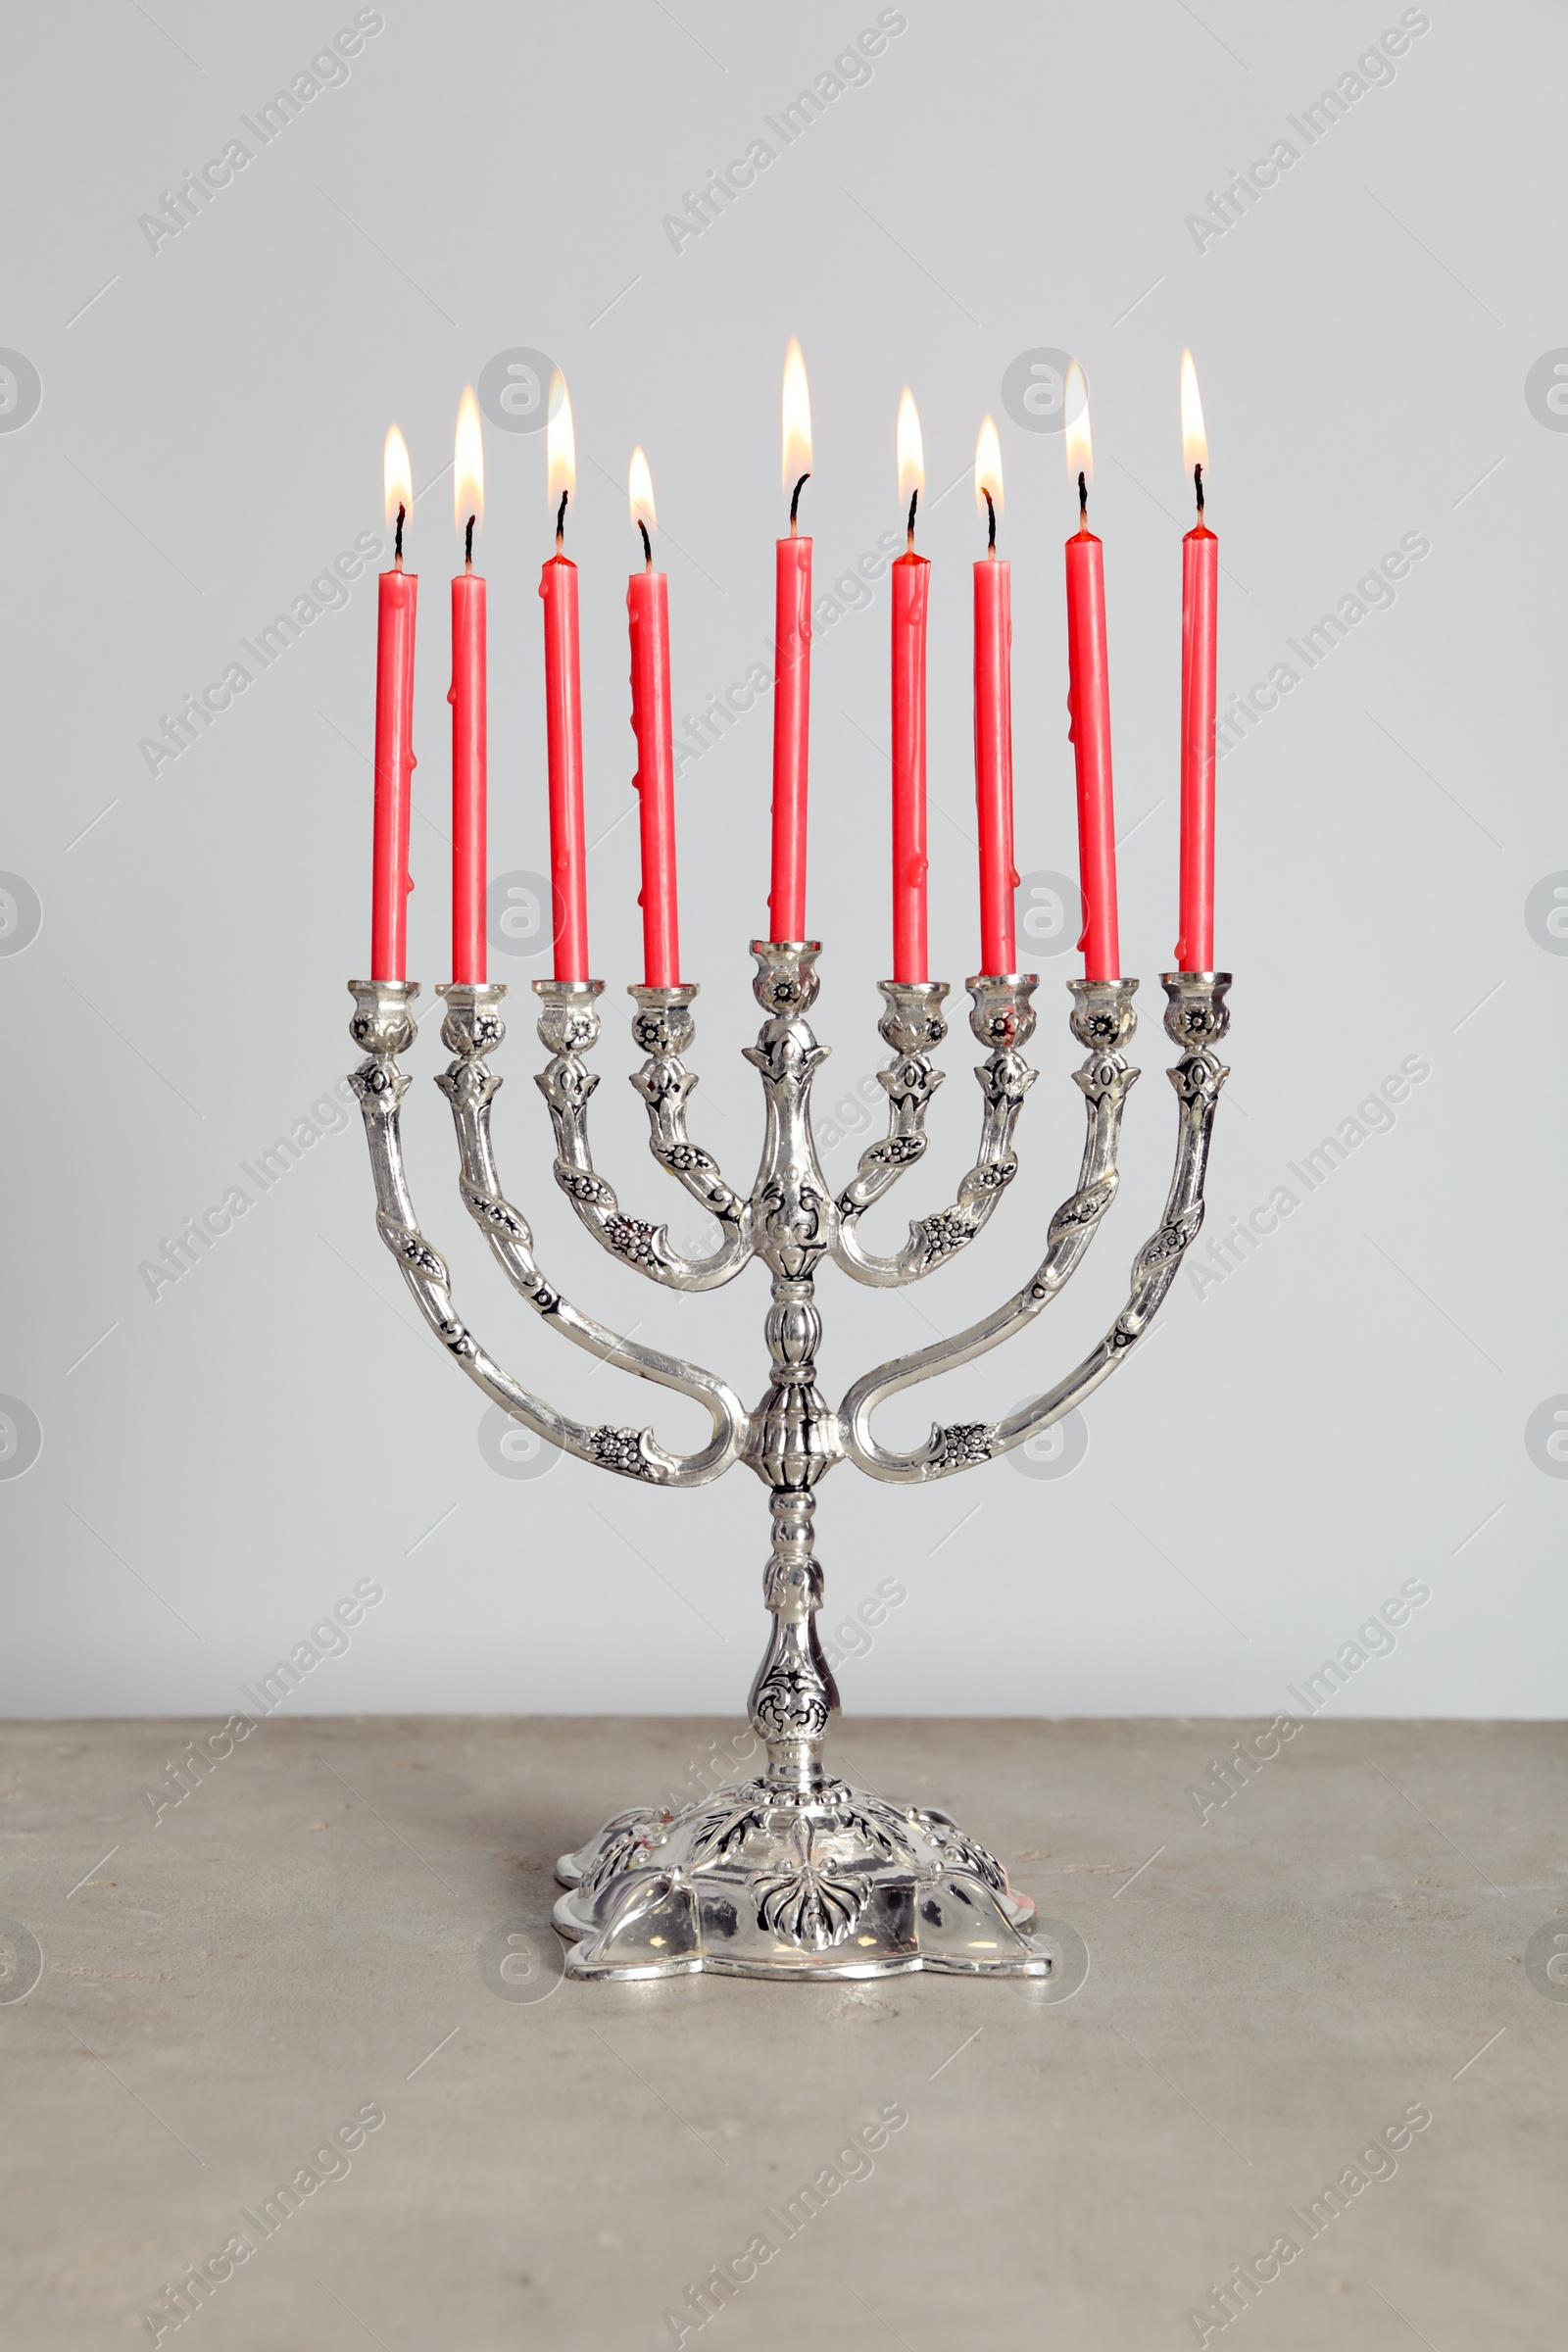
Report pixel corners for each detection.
[347,942,1231,1981]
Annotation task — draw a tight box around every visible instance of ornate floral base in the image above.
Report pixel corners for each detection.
[553,1777,1052,1982]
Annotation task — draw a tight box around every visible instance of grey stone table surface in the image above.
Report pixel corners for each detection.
[0,1715,1562,2349]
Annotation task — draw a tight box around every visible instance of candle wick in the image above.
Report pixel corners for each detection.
[638,517,652,570]
[556,488,568,553]
[789,470,809,534]
[1077,469,1089,530]
[983,487,997,554]
[465,514,475,568]
[394,503,406,565]
[906,486,918,553]
[1194,461,1204,520]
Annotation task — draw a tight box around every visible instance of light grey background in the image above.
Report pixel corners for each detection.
[1,0,1562,1719]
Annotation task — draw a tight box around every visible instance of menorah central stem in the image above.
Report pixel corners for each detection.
[747,1272,841,1795]
[735,940,847,1797]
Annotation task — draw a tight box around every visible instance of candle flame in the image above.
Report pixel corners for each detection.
[628,445,656,537]
[454,386,483,541]
[974,415,1004,521]
[897,389,924,511]
[547,369,575,510]
[1180,349,1207,477]
[1064,363,1092,488]
[781,336,811,493]
[383,423,412,533]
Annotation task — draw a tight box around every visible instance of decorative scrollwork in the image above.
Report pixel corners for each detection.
[661,1141,715,1175]
[1162,972,1232,1050]
[1135,1209,1202,1270]
[752,1848,867,1948]
[349,981,418,1058]
[873,1134,926,1167]
[350,1056,407,1107]
[459,1182,529,1244]
[604,1214,661,1265]
[1048,1177,1116,1243]
[1069,979,1139,1055]
[685,1801,765,1870]
[927,1422,997,1472]
[559,1168,614,1206]
[1170,1049,1230,1106]
[378,1217,449,1285]
[836,1800,916,1864]
[750,940,823,1018]
[911,1807,1009,1892]
[589,1425,661,1479]
[753,1662,832,1741]
[577,1810,670,1896]
[912,1210,975,1265]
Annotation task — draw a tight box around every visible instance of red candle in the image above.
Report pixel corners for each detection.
[891,389,928,983]
[1177,350,1217,972]
[540,370,590,981]
[1062,368,1119,982]
[972,416,1016,976]
[371,424,416,981]
[449,388,486,984]
[769,337,812,943]
[626,449,680,988]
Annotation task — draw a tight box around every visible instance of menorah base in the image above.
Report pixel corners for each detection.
[552,1777,1052,1982]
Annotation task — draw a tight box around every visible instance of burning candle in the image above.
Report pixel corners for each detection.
[626,448,680,988]
[972,416,1016,977]
[890,390,929,985]
[769,337,812,944]
[449,388,486,984]
[1062,365,1120,983]
[539,370,591,982]
[1177,350,1217,973]
[371,424,416,981]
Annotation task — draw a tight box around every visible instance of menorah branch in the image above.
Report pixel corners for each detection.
[832,973,1040,1285]
[533,978,755,1289]
[347,980,745,1487]
[840,974,1229,1482]
[832,977,948,1211]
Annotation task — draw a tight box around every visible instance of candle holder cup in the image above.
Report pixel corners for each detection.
[347,946,1231,1980]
